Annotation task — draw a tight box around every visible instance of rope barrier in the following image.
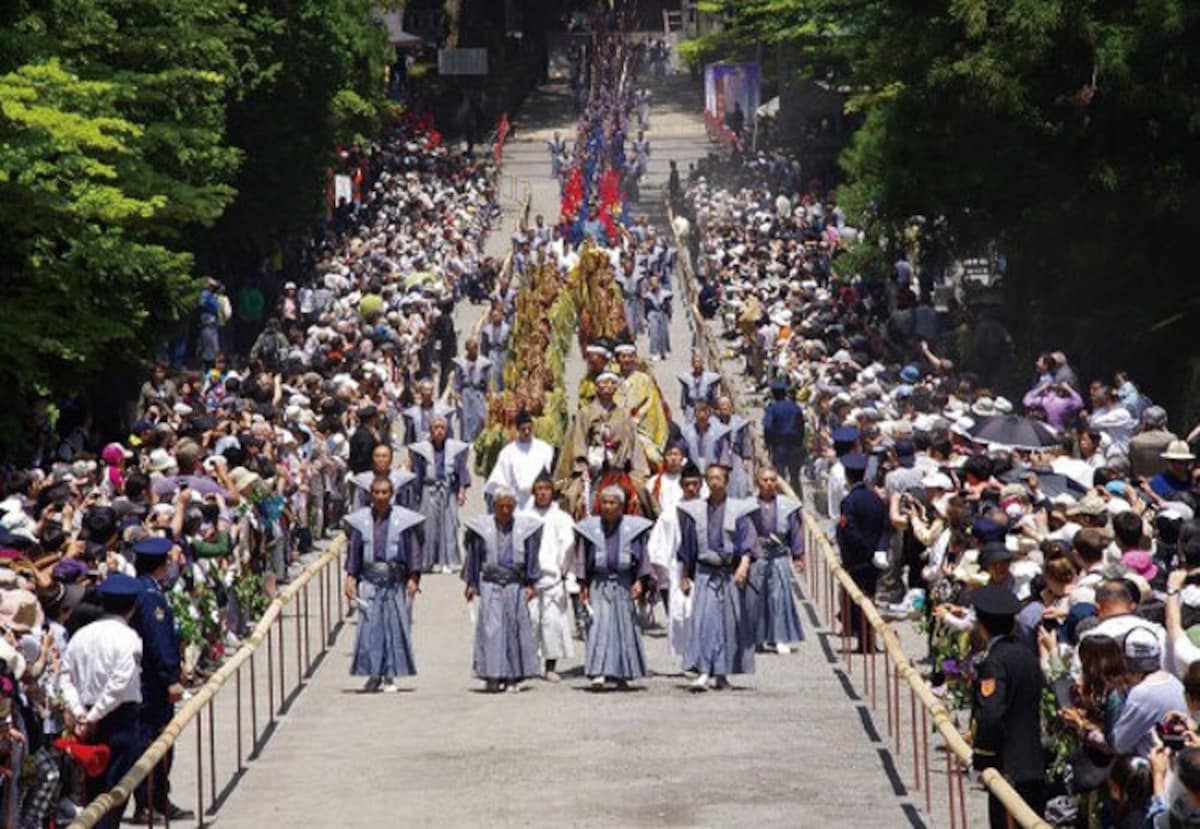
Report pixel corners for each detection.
[670,192,1049,828]
[69,535,347,828]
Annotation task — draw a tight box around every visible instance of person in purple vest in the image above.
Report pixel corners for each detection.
[573,486,655,690]
[462,487,543,692]
[677,464,759,691]
[343,476,425,693]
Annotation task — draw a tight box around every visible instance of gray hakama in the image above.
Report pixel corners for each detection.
[574,515,654,680]
[409,439,470,571]
[463,514,543,680]
[618,272,644,336]
[644,289,672,358]
[344,506,425,677]
[452,356,491,442]
[677,498,759,676]
[481,320,510,392]
[745,496,806,645]
[721,416,753,498]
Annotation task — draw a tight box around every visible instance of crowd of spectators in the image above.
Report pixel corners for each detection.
[0,113,498,825]
[682,148,1200,827]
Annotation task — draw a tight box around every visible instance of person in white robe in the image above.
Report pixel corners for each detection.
[485,411,555,511]
[520,472,576,680]
[647,459,706,660]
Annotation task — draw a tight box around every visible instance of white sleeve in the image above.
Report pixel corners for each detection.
[59,648,86,720]
[88,636,141,724]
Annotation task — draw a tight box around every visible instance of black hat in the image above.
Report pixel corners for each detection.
[132,537,172,561]
[971,584,1021,618]
[515,409,533,426]
[978,540,1014,568]
[841,453,868,473]
[358,404,378,420]
[534,469,554,486]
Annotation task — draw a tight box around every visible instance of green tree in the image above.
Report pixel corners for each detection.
[689,0,1200,410]
[0,61,194,453]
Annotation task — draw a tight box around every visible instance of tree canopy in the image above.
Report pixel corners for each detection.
[0,0,392,455]
[687,0,1200,412]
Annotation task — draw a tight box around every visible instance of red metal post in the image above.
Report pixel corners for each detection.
[277,612,286,710]
[921,704,932,813]
[946,748,958,829]
[236,663,244,771]
[910,686,920,791]
[266,627,275,725]
[195,715,204,827]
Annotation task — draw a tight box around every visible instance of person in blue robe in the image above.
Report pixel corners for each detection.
[744,468,806,653]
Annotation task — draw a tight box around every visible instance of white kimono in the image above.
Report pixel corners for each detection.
[521,502,576,661]
[485,438,555,511]
[647,480,707,659]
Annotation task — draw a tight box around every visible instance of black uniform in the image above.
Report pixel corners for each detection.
[835,473,887,646]
[348,423,378,474]
[971,634,1047,827]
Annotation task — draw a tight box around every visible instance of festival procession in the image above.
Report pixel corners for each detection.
[3,0,1200,827]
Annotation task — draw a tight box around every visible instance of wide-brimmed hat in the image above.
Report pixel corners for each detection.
[1162,440,1195,461]
[0,589,44,634]
[228,467,261,495]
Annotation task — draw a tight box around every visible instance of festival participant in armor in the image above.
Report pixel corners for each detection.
[343,476,425,693]
[521,472,577,680]
[745,467,805,654]
[487,410,555,511]
[349,443,417,510]
[577,338,614,409]
[559,369,649,489]
[677,464,758,691]
[573,486,655,689]
[462,487,543,692]
[408,416,470,573]
[452,337,491,442]
[614,340,669,464]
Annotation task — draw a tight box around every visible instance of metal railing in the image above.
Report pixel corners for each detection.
[668,197,1049,829]
[70,537,348,828]
[799,516,1050,829]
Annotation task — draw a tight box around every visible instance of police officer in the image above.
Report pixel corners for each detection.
[59,573,145,829]
[761,379,804,488]
[835,453,888,652]
[969,585,1046,828]
[130,537,193,822]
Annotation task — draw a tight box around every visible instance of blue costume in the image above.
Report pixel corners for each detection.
[480,320,510,392]
[130,538,182,816]
[762,387,805,486]
[344,505,425,679]
[452,355,491,442]
[408,438,471,572]
[676,497,759,677]
[573,515,655,681]
[349,469,417,511]
[835,454,889,644]
[680,420,732,474]
[746,495,806,646]
[643,288,672,359]
[678,369,721,421]
[462,515,543,682]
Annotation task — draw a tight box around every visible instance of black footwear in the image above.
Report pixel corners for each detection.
[164,803,195,821]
